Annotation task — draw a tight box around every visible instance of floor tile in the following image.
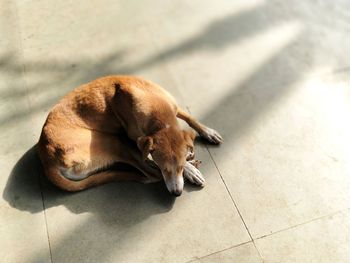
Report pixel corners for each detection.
[144,0,350,238]
[206,71,350,238]
[191,242,262,263]
[0,149,51,263]
[0,4,49,263]
[149,0,350,117]
[7,1,350,262]
[16,5,186,139]
[15,3,251,262]
[0,0,35,154]
[255,210,350,263]
[40,143,250,263]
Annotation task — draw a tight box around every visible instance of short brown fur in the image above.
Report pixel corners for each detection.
[38,75,222,195]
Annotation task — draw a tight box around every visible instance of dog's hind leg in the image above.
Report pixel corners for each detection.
[48,167,154,192]
[176,108,223,144]
[42,129,162,191]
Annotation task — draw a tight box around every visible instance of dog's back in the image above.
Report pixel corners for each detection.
[37,75,179,191]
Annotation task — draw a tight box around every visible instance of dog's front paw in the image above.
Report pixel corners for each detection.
[183,162,205,187]
[200,127,223,144]
[188,159,202,168]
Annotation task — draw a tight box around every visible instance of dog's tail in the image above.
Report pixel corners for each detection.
[44,167,132,192]
[36,145,140,192]
[36,142,144,192]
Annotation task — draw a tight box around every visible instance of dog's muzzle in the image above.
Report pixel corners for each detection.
[164,176,184,197]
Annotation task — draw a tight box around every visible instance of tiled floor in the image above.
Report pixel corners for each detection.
[1,0,350,262]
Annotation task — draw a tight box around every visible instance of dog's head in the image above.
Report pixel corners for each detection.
[137,127,196,196]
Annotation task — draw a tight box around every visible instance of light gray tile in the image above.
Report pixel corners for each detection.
[143,0,350,238]
[0,0,35,154]
[41,144,250,263]
[16,4,251,261]
[17,13,185,139]
[149,0,350,117]
[10,1,350,262]
[0,6,48,263]
[15,4,251,261]
[255,210,350,263]
[1,149,51,263]
[192,242,262,263]
[204,71,350,238]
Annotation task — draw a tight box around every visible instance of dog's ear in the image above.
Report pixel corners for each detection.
[183,129,196,147]
[137,136,154,161]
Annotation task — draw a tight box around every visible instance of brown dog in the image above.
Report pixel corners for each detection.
[37,76,222,196]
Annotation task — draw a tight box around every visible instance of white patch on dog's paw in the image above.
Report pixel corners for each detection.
[200,127,223,144]
[183,162,205,187]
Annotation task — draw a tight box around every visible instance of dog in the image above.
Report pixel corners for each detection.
[37,76,222,196]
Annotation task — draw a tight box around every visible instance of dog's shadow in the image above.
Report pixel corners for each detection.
[3,146,177,227]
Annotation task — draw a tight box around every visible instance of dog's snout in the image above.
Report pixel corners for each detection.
[171,189,183,197]
[164,174,184,197]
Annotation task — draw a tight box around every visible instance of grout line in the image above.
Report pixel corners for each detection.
[12,0,32,114]
[320,65,350,77]
[147,20,350,263]
[184,240,253,263]
[12,2,53,262]
[145,28,263,262]
[203,143,251,237]
[184,106,264,262]
[37,171,54,263]
[255,207,350,241]
[204,145,264,261]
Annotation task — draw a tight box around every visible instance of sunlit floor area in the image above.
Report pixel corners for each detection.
[1,0,350,262]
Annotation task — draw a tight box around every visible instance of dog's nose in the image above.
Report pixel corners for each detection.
[171,189,182,197]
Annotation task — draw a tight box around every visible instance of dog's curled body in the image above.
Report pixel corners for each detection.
[38,76,222,195]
